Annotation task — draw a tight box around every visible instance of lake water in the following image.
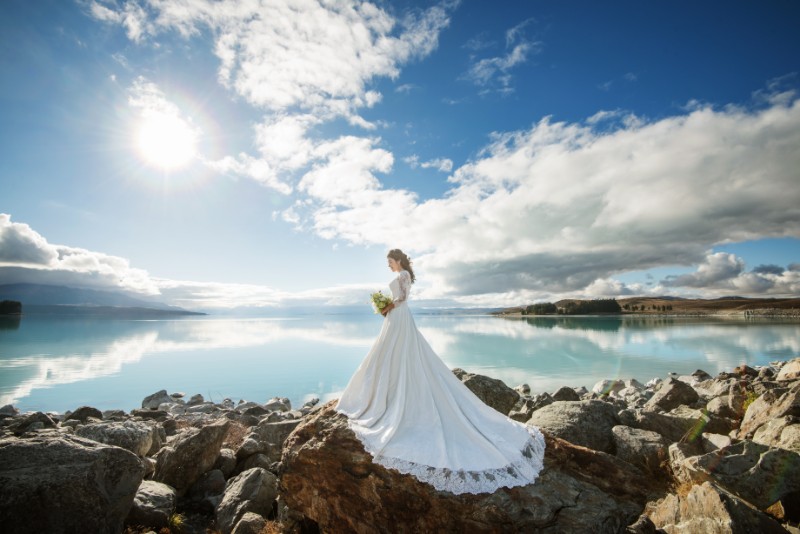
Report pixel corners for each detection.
[1,313,798,414]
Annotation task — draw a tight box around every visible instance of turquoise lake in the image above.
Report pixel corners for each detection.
[1,314,798,413]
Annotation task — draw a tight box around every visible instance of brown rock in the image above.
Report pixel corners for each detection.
[646,481,786,533]
[279,402,659,533]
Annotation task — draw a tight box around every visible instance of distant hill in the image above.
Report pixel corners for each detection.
[495,296,800,317]
[0,283,204,317]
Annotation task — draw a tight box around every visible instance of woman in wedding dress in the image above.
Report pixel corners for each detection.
[336,249,545,495]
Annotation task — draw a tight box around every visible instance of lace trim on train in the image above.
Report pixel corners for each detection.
[347,421,546,495]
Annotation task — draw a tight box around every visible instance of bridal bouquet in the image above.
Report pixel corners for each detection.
[370,291,393,314]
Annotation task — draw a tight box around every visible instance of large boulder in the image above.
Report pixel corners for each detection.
[154,419,230,495]
[236,419,302,463]
[643,378,699,412]
[279,402,659,533]
[142,390,173,410]
[673,440,800,510]
[452,368,520,414]
[777,358,800,382]
[216,467,278,534]
[752,416,800,453]
[526,400,619,453]
[0,434,144,533]
[75,420,157,457]
[126,480,177,529]
[646,481,786,533]
[619,407,725,444]
[738,384,800,439]
[611,425,670,475]
[66,405,103,422]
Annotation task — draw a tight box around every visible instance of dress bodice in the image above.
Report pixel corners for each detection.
[389,270,411,305]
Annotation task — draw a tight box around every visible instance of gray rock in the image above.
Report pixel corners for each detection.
[130,409,169,421]
[646,481,786,533]
[706,395,738,419]
[700,432,733,453]
[527,400,619,453]
[236,401,263,413]
[676,440,800,510]
[186,402,219,414]
[0,405,18,416]
[187,394,205,406]
[611,425,669,474]
[515,383,531,395]
[154,419,230,496]
[188,469,226,501]
[592,379,626,396]
[508,397,538,422]
[216,468,278,534]
[739,383,800,439]
[237,419,302,463]
[643,378,699,412]
[232,512,267,534]
[777,358,800,381]
[552,386,581,402]
[215,447,238,478]
[7,412,57,436]
[126,480,176,529]
[452,368,520,415]
[0,434,144,533]
[238,453,272,473]
[263,397,291,412]
[142,390,173,410]
[75,420,156,457]
[752,416,800,453]
[66,406,103,422]
[694,377,739,399]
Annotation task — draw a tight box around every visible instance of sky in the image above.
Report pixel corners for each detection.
[1,0,799,311]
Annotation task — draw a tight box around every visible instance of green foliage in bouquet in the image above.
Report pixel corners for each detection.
[370,291,393,314]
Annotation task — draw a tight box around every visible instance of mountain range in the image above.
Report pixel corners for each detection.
[0,283,203,317]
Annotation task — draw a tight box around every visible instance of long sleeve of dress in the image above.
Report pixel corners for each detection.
[393,270,411,304]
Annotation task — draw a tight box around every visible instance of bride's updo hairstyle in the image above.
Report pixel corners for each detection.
[388,249,416,283]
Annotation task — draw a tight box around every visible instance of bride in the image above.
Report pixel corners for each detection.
[336,249,545,495]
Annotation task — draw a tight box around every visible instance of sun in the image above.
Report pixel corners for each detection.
[136,112,198,170]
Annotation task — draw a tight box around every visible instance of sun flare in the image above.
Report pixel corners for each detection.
[136,112,198,170]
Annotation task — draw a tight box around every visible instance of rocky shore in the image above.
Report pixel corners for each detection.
[2,359,800,533]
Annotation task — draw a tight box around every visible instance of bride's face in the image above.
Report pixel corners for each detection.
[387,257,401,272]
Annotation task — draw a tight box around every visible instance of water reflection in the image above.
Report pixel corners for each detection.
[0,315,798,413]
[0,317,21,330]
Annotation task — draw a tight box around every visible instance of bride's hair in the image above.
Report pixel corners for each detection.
[388,249,416,283]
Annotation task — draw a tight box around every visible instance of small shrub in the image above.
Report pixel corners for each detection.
[742,390,760,412]
[168,513,186,533]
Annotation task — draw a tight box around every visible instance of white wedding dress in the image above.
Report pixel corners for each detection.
[336,270,545,495]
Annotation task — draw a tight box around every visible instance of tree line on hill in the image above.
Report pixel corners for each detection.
[0,300,22,315]
[522,299,622,315]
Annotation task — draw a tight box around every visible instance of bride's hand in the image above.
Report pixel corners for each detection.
[381,303,394,316]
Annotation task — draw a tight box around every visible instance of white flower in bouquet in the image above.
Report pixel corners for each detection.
[370,291,393,314]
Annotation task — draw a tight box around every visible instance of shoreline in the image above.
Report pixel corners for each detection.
[2,357,800,532]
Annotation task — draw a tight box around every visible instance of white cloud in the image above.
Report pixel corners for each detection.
[661,252,800,297]
[92,0,454,121]
[463,18,539,92]
[0,213,160,295]
[286,96,800,302]
[404,154,453,172]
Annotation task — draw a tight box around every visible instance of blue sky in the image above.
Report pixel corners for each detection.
[1,0,799,310]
